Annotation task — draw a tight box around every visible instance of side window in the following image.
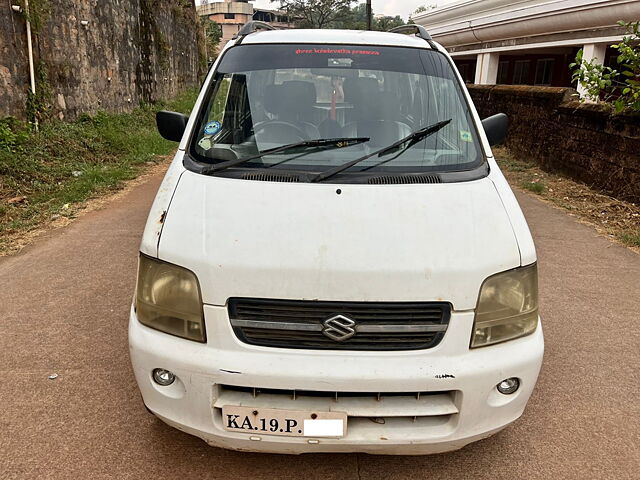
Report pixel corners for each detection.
[422,74,477,159]
[271,69,345,105]
[313,74,336,104]
[197,74,253,152]
[222,74,253,143]
[208,76,231,125]
[197,75,231,151]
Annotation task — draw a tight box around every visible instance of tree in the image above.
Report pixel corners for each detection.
[413,4,437,15]
[201,17,222,60]
[570,21,640,112]
[375,15,404,31]
[274,2,409,31]
[408,4,437,24]
[328,3,407,31]
[335,2,368,30]
[273,0,356,29]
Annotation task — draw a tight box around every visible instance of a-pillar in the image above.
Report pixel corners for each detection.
[474,52,500,85]
[578,43,608,99]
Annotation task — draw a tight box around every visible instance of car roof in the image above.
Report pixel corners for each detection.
[240,28,436,50]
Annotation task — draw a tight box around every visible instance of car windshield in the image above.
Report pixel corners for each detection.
[190,44,483,179]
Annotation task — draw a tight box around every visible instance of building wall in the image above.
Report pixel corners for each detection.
[199,1,253,53]
[197,1,294,55]
[0,5,29,119]
[469,85,640,202]
[1,0,204,121]
[197,0,253,17]
[206,12,252,48]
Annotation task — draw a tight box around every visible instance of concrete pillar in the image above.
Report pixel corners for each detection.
[577,43,607,99]
[474,52,500,85]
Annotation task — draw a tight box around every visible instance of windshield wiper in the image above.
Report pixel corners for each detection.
[309,119,451,183]
[201,137,370,175]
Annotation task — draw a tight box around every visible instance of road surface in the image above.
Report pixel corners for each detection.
[1,169,638,479]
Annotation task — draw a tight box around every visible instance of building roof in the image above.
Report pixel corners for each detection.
[253,8,287,15]
[241,28,436,49]
[414,0,640,49]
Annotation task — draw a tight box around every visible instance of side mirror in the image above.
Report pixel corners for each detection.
[156,110,189,142]
[481,113,508,146]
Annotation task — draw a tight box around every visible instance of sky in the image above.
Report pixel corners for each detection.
[196,1,460,21]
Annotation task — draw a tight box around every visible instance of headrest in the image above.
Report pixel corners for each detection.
[282,81,317,104]
[343,77,380,103]
[264,81,316,116]
[346,89,400,120]
[374,91,401,118]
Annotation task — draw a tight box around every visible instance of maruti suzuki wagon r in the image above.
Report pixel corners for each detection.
[129,23,544,455]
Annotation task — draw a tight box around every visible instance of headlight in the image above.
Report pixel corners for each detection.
[471,263,538,348]
[135,254,205,342]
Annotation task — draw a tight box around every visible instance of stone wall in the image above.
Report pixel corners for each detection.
[468,85,640,203]
[0,0,204,121]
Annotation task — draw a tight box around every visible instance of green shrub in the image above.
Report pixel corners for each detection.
[0,118,29,152]
[571,21,640,113]
[521,181,545,194]
[0,88,199,252]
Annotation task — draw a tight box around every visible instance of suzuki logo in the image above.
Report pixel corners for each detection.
[322,314,357,342]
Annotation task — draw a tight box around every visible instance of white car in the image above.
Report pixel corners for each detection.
[129,23,543,455]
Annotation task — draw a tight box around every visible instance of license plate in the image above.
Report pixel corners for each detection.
[222,406,347,437]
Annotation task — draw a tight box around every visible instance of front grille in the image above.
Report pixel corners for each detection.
[228,298,451,351]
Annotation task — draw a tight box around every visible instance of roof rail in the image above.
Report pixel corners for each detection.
[388,25,437,49]
[232,21,276,41]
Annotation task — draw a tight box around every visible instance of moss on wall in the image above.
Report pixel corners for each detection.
[1,0,204,120]
[17,0,50,34]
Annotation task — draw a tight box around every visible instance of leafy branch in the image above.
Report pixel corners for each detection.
[201,18,222,60]
[570,21,640,113]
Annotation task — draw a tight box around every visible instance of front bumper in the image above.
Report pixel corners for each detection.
[129,305,544,455]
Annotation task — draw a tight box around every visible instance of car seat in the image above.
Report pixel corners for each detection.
[258,82,321,143]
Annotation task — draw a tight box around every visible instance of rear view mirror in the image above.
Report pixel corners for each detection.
[156,110,188,142]
[481,113,508,146]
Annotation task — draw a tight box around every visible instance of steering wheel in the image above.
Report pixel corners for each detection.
[253,120,308,144]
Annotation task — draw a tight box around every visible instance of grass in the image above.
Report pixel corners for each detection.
[620,233,640,248]
[521,181,545,194]
[0,88,199,254]
[494,146,640,253]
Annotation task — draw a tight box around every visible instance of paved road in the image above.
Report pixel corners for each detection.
[1,169,638,480]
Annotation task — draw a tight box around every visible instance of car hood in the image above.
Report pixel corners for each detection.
[158,171,521,310]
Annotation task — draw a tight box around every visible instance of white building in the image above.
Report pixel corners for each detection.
[414,0,640,92]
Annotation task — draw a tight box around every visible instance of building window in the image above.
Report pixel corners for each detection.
[497,60,509,84]
[513,60,530,84]
[534,58,555,86]
[458,64,469,81]
[224,13,235,19]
